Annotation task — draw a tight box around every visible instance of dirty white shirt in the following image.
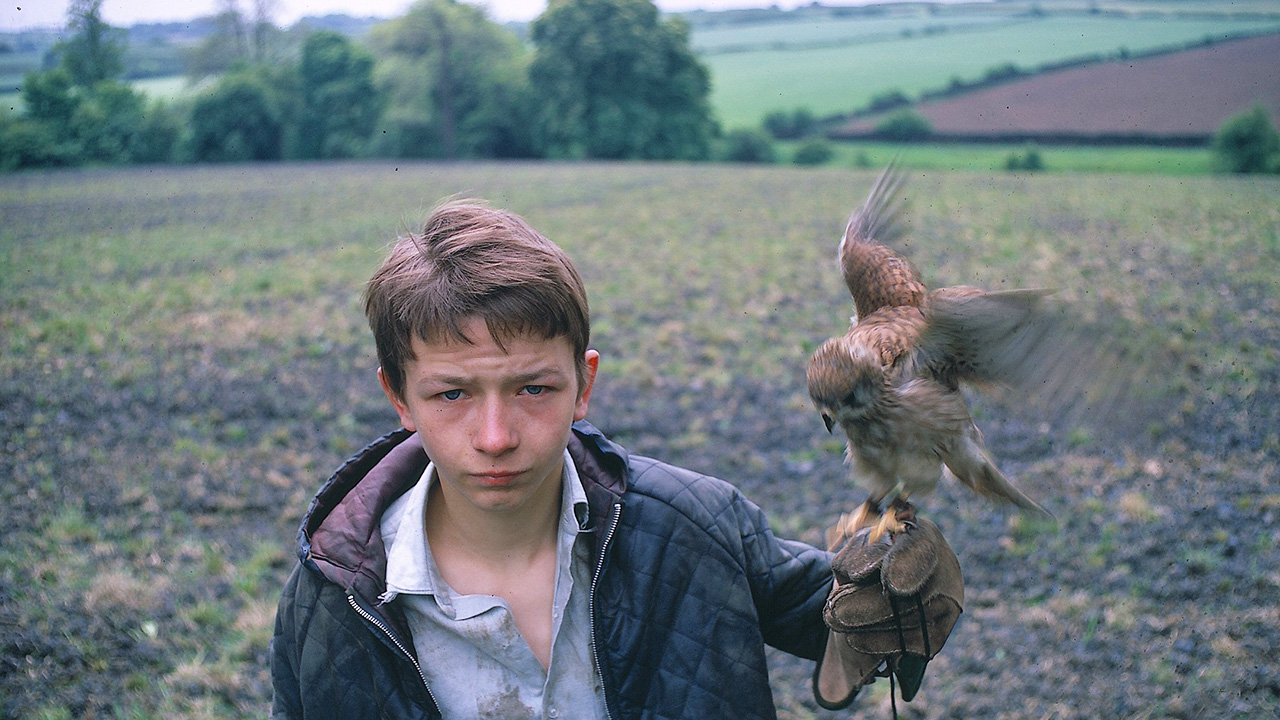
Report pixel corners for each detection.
[379,450,609,720]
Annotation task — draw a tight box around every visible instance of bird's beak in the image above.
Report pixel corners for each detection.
[822,413,835,434]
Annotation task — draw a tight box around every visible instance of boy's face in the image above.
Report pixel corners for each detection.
[379,316,598,518]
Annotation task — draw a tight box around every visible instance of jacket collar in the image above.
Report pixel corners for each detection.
[299,421,629,607]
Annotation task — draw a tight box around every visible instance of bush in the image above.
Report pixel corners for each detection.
[792,139,834,166]
[875,110,932,141]
[1004,144,1045,172]
[130,101,182,164]
[763,107,817,139]
[185,71,285,162]
[983,63,1025,82]
[865,89,910,114]
[21,69,79,142]
[717,128,776,163]
[72,81,149,164]
[0,117,79,170]
[1213,105,1279,174]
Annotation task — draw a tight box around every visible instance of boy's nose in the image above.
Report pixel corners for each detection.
[473,399,518,455]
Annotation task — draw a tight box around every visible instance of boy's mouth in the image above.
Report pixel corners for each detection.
[472,470,524,486]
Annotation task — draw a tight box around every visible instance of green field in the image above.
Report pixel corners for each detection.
[782,139,1216,174]
[691,9,1010,54]
[127,75,211,100]
[699,12,1280,127]
[3,161,1279,718]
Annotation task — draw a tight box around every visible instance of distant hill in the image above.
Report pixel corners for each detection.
[832,31,1280,144]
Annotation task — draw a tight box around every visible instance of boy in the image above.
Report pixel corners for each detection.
[270,200,869,718]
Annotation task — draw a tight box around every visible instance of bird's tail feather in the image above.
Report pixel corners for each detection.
[943,437,1053,519]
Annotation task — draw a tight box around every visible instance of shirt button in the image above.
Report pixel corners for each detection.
[549,708,559,718]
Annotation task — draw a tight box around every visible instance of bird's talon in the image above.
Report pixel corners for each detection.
[827,500,882,550]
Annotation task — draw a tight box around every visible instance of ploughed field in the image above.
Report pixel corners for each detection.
[1,162,1278,718]
[834,31,1280,142]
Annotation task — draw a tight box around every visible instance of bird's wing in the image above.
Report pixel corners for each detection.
[846,305,928,371]
[919,286,1155,442]
[839,164,926,319]
[913,286,1064,390]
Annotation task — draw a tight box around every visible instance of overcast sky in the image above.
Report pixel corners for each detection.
[2,0,819,30]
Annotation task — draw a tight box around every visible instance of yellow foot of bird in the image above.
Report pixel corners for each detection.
[827,500,879,550]
[866,503,908,544]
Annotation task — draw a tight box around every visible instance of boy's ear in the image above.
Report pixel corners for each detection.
[574,350,600,422]
[378,367,417,432]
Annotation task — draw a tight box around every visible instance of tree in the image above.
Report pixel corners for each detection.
[792,138,834,166]
[1213,105,1280,174]
[250,0,280,62]
[55,0,125,87]
[875,109,932,140]
[716,128,776,163]
[865,89,911,114]
[763,107,816,140]
[297,31,383,158]
[21,68,79,142]
[1003,143,1045,172]
[71,80,148,163]
[370,0,534,159]
[529,0,716,160]
[186,0,252,80]
[4,1,182,169]
[0,115,79,169]
[185,70,286,161]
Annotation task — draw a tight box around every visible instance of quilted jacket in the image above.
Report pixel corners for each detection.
[271,420,835,719]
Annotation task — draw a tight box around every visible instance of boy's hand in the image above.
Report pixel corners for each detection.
[815,514,964,709]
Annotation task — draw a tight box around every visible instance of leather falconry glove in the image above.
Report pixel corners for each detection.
[814,514,963,712]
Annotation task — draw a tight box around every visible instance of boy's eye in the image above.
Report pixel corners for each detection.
[523,385,547,396]
[439,389,463,401]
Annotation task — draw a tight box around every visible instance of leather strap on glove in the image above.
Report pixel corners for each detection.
[814,514,964,710]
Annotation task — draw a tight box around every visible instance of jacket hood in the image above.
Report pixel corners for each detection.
[298,420,629,607]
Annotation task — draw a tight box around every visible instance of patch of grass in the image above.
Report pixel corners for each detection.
[46,504,98,545]
[232,541,289,598]
[1117,490,1160,522]
[2,160,1277,718]
[28,707,74,720]
[181,600,232,632]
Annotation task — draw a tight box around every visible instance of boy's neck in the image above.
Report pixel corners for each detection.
[424,472,563,569]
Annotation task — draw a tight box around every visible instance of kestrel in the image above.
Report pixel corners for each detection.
[808,166,1054,548]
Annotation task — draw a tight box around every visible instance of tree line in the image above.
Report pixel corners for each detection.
[5,0,1276,173]
[1,0,722,170]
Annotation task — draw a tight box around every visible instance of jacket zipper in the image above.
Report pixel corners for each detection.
[589,501,623,720]
[347,592,439,712]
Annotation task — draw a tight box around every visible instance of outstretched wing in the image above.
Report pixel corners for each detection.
[913,286,1063,391]
[839,164,926,320]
